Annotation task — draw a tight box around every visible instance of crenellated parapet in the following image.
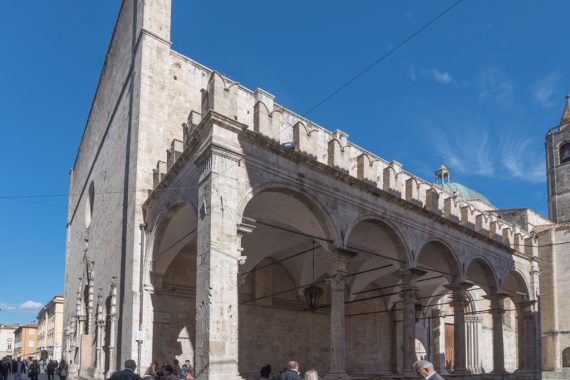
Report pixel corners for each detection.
[148,69,535,256]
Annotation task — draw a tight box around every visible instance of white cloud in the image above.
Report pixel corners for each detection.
[501,137,545,183]
[20,300,43,312]
[532,71,561,108]
[478,66,515,107]
[433,128,494,177]
[429,69,452,84]
[0,303,17,312]
[416,67,453,84]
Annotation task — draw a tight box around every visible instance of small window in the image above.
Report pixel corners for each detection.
[85,181,95,227]
[560,142,570,164]
[7,344,11,349]
[28,340,34,348]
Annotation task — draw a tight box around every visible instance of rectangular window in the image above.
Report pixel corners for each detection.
[7,344,11,349]
[28,340,34,348]
[28,330,36,335]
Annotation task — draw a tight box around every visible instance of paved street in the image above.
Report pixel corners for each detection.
[5,373,65,380]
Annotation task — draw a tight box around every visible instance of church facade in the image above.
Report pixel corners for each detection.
[62,1,567,380]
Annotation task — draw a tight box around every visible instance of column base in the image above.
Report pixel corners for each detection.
[323,372,351,380]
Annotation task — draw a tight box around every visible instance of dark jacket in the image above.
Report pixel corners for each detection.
[109,369,142,380]
[279,369,300,380]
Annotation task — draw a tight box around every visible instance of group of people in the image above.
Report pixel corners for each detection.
[110,358,443,380]
[257,359,443,380]
[259,361,317,380]
[109,359,193,380]
[0,357,68,380]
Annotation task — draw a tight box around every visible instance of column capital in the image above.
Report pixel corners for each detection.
[394,267,427,285]
[326,272,348,291]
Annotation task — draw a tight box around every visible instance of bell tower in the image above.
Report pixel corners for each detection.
[546,96,570,223]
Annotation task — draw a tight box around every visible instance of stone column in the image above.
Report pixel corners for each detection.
[431,309,447,375]
[68,318,78,377]
[324,265,351,380]
[106,278,118,378]
[446,282,471,374]
[194,147,245,380]
[94,291,105,380]
[487,293,507,373]
[75,284,85,377]
[396,268,426,374]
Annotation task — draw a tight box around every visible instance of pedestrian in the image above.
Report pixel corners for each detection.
[279,361,300,380]
[172,360,183,380]
[304,369,318,380]
[57,359,69,380]
[413,360,445,380]
[47,360,57,380]
[181,360,192,379]
[259,364,271,380]
[158,364,177,380]
[144,361,160,380]
[13,358,26,380]
[28,360,40,380]
[109,359,143,380]
[0,358,9,380]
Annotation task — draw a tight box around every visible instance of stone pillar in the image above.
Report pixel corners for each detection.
[106,278,118,378]
[194,147,245,380]
[68,318,78,377]
[396,268,426,374]
[75,284,85,377]
[446,282,471,374]
[400,287,419,373]
[324,264,351,380]
[431,309,448,375]
[487,293,507,373]
[94,291,105,380]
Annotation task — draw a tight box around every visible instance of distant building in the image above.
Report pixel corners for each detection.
[14,324,38,359]
[0,324,19,358]
[37,295,64,360]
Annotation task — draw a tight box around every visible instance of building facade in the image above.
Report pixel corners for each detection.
[0,324,19,358]
[540,101,570,378]
[37,295,65,360]
[14,324,38,359]
[62,2,565,380]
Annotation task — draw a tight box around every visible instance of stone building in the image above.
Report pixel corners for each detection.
[539,100,570,379]
[0,324,19,358]
[62,1,563,380]
[37,295,65,360]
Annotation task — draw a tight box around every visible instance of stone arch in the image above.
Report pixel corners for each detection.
[563,347,570,367]
[237,181,341,246]
[145,200,199,364]
[501,269,531,302]
[465,257,499,294]
[415,239,461,279]
[146,200,198,288]
[344,215,411,263]
[344,216,411,298]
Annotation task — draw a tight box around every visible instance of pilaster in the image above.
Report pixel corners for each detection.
[324,253,351,380]
[194,145,245,380]
[485,292,508,373]
[445,282,472,374]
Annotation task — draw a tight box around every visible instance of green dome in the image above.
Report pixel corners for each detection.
[442,182,492,206]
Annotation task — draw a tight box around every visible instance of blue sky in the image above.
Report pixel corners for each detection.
[0,0,568,324]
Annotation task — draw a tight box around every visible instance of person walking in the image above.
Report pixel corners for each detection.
[109,359,143,380]
[304,369,318,380]
[259,364,271,380]
[413,360,445,380]
[13,358,26,380]
[47,360,57,380]
[181,361,192,379]
[0,358,9,380]
[144,361,160,380]
[57,359,69,380]
[28,360,40,380]
[279,361,300,380]
[158,364,177,380]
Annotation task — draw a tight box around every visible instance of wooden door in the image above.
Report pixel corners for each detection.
[445,323,455,371]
